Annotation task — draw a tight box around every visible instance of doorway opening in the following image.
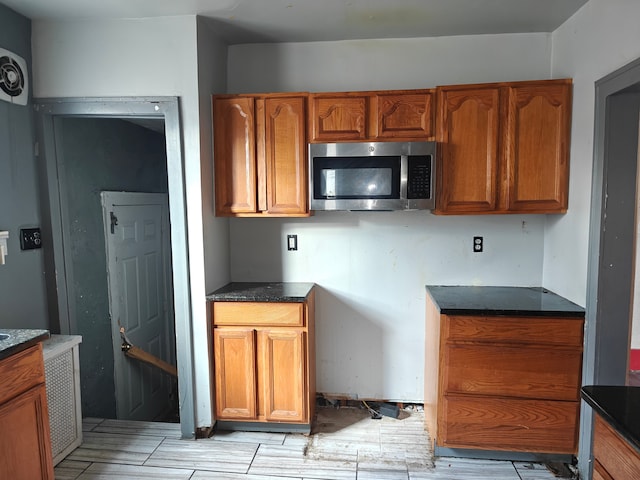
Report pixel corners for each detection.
[35,97,195,438]
[580,57,640,474]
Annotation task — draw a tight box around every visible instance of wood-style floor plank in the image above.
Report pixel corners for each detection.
[55,407,565,480]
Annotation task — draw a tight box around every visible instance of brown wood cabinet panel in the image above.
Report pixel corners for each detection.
[263,96,308,214]
[211,289,315,427]
[435,86,501,213]
[434,79,572,215]
[443,343,582,400]
[0,344,45,405]
[504,81,571,213]
[444,315,584,347]
[259,329,306,422]
[593,460,615,480]
[213,96,257,215]
[213,302,304,327]
[593,414,640,480]
[213,328,257,420]
[0,344,54,480]
[425,294,584,455]
[0,385,54,480]
[212,94,310,217]
[310,94,368,141]
[439,396,579,453]
[372,91,434,140]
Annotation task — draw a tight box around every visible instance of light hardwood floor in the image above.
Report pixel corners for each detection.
[55,406,570,480]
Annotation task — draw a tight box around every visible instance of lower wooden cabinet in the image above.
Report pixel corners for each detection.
[0,344,54,480]
[211,291,315,429]
[425,299,584,455]
[592,414,640,480]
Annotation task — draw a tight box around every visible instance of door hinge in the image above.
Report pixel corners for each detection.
[110,211,118,234]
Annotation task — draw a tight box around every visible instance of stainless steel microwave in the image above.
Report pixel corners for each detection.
[308,141,436,211]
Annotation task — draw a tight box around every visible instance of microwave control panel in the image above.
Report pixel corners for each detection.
[407,155,432,199]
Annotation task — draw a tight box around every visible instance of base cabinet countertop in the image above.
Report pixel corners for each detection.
[582,386,640,480]
[0,329,54,480]
[424,286,585,459]
[207,282,316,432]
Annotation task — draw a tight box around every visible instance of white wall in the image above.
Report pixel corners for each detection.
[196,18,231,420]
[31,16,226,427]
[227,33,554,401]
[549,0,640,346]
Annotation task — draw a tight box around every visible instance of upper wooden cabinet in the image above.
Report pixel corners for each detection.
[213,94,310,217]
[435,79,572,215]
[309,89,434,142]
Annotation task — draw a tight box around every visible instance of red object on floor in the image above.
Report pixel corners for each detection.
[631,349,640,371]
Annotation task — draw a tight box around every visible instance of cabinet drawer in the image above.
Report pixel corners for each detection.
[444,315,584,347]
[0,344,46,404]
[213,302,304,327]
[439,395,579,453]
[594,414,640,480]
[443,344,582,400]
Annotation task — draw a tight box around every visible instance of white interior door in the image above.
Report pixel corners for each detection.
[101,191,176,421]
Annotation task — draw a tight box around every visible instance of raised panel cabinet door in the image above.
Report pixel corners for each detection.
[435,86,501,214]
[213,328,257,420]
[0,385,54,480]
[213,96,257,215]
[504,81,572,213]
[310,94,368,141]
[373,91,434,140]
[258,329,307,423]
[264,96,309,214]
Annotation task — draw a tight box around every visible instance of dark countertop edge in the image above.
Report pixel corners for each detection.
[425,285,585,317]
[206,282,316,303]
[0,330,50,362]
[434,308,585,318]
[581,386,640,454]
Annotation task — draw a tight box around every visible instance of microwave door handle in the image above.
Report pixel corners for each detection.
[400,155,408,200]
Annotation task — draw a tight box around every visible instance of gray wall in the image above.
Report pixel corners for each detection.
[57,117,167,418]
[0,4,49,329]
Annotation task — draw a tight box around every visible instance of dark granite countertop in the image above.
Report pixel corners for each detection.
[0,329,50,361]
[581,385,640,454]
[425,286,585,317]
[207,282,315,302]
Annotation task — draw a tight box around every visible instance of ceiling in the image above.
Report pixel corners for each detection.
[2,0,590,45]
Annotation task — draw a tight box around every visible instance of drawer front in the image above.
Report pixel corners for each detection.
[594,414,640,479]
[0,344,46,404]
[213,302,304,327]
[444,315,584,347]
[443,344,582,400]
[439,395,579,454]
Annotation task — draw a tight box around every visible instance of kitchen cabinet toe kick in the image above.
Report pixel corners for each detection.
[215,420,312,434]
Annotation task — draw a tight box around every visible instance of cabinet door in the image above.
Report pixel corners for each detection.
[436,86,501,214]
[263,96,308,214]
[258,329,306,423]
[504,81,571,213]
[310,94,368,141]
[0,385,54,480]
[373,91,434,140]
[213,96,257,215]
[213,328,257,420]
